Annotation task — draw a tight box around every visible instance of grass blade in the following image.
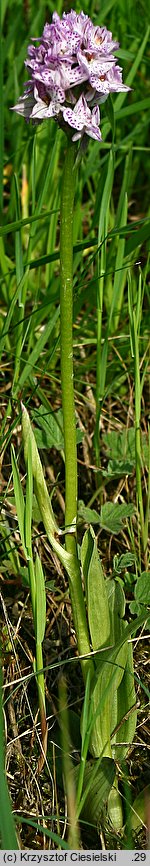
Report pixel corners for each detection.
[0,664,19,848]
[35,553,46,645]
[11,444,26,554]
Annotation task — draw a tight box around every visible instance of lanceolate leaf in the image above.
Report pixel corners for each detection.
[74,757,115,828]
[106,580,128,693]
[81,527,110,651]
[87,529,110,651]
[95,611,150,685]
[130,785,150,831]
[111,640,137,762]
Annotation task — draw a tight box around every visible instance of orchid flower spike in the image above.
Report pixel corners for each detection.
[12,9,130,143]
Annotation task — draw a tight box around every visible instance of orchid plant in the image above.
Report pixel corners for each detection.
[12,10,141,833]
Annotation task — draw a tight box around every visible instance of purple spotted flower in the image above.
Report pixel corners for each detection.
[12,9,130,142]
[62,96,101,142]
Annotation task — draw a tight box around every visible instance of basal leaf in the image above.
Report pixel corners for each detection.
[73,756,115,829]
[130,785,150,831]
[111,640,137,763]
[86,529,110,651]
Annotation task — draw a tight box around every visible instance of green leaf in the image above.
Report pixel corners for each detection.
[129,572,150,619]
[0,668,19,848]
[95,611,150,685]
[113,553,136,574]
[111,641,137,763]
[25,436,33,552]
[74,756,115,829]
[135,572,150,605]
[129,600,140,616]
[14,814,70,848]
[32,495,42,524]
[87,529,110,651]
[130,785,150,831]
[126,219,150,256]
[0,279,27,363]
[89,672,112,760]
[32,406,83,451]
[89,605,149,760]
[80,669,91,758]
[45,580,57,591]
[0,208,59,237]
[14,173,24,289]
[0,768,19,848]
[106,458,134,477]
[106,579,126,626]
[114,27,150,113]
[109,191,128,333]
[22,404,59,539]
[11,445,26,554]
[18,566,30,587]
[81,528,110,652]
[103,428,149,467]
[81,527,94,603]
[78,500,100,525]
[100,502,134,534]
[32,406,64,450]
[18,306,60,390]
[105,581,128,708]
[35,553,46,644]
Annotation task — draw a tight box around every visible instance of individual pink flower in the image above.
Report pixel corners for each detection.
[62,95,102,142]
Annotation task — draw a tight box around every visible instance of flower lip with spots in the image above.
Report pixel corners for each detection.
[12,9,130,142]
[62,95,102,141]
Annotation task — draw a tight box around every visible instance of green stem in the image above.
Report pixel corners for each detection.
[60,142,77,541]
[28,557,45,726]
[133,310,145,556]
[28,556,36,622]
[36,641,46,717]
[94,242,105,491]
[36,642,47,768]
[60,141,93,680]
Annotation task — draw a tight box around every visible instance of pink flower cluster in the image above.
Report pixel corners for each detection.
[13,10,130,142]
